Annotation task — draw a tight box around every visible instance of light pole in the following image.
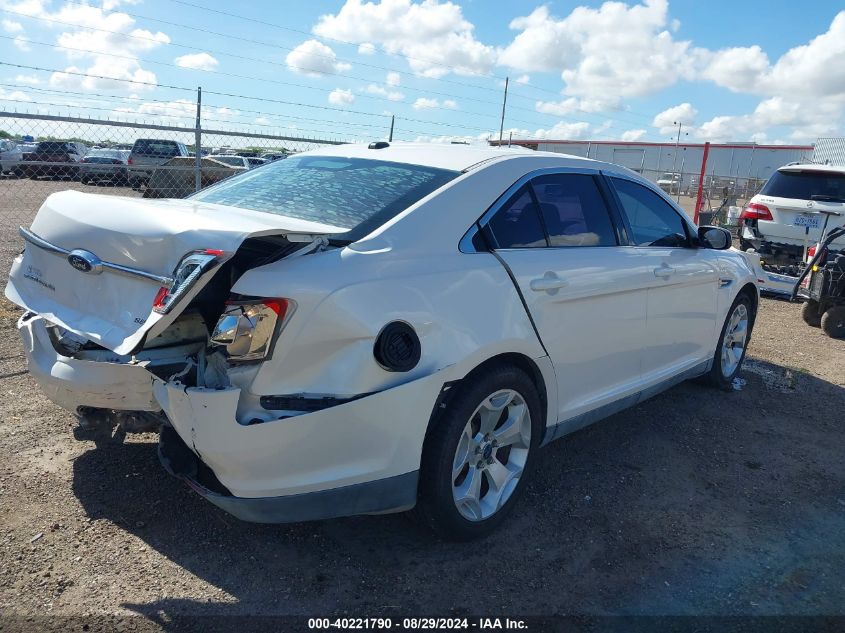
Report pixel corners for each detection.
[670,121,689,195]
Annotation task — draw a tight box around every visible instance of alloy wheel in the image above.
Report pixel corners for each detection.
[451,389,531,522]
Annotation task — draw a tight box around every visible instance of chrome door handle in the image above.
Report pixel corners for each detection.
[530,273,568,292]
[653,265,675,278]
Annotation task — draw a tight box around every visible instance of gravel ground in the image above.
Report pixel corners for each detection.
[0,179,843,626]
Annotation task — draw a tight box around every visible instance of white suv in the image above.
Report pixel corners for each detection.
[739,163,845,264]
[6,143,758,539]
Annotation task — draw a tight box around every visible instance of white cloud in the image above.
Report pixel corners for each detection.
[515,74,530,85]
[5,1,169,92]
[0,87,31,102]
[314,0,496,78]
[364,84,404,101]
[286,39,352,77]
[533,121,590,140]
[174,52,219,71]
[499,1,693,108]
[50,57,158,92]
[13,35,30,51]
[536,96,614,116]
[386,71,401,86]
[652,102,697,135]
[412,97,458,110]
[621,129,647,141]
[357,42,376,55]
[14,74,40,85]
[328,88,355,106]
[2,19,24,33]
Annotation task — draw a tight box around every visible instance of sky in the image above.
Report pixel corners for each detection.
[0,0,843,145]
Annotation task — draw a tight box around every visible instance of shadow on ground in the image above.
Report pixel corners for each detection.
[69,359,845,624]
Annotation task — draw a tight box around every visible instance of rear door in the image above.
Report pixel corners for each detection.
[607,176,719,385]
[481,169,651,423]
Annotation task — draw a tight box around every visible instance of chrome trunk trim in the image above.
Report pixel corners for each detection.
[19,226,175,286]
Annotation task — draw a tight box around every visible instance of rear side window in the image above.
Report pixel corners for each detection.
[531,174,617,247]
[191,155,459,238]
[133,140,182,158]
[611,178,690,247]
[486,186,547,248]
[760,170,845,201]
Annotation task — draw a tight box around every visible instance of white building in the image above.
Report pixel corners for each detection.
[490,139,814,187]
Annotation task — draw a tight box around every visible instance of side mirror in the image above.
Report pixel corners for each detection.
[698,225,732,250]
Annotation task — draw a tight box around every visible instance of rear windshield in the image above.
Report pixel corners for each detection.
[133,140,182,158]
[191,155,460,238]
[761,170,845,201]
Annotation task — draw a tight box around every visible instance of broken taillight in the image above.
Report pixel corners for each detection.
[152,249,227,314]
[210,299,294,361]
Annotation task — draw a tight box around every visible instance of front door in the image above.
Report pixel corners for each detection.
[484,172,651,423]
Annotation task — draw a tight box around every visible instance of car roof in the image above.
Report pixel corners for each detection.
[778,163,845,174]
[299,141,598,172]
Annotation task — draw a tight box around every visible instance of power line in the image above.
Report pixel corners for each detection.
[0,63,499,136]
[3,5,654,130]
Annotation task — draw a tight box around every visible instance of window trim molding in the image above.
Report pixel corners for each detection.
[603,173,699,249]
[459,166,608,253]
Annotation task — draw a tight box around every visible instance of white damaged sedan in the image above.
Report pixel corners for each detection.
[5,143,758,540]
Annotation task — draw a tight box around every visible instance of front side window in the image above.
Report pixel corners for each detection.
[191,155,459,238]
[486,186,547,248]
[531,174,617,247]
[611,178,690,247]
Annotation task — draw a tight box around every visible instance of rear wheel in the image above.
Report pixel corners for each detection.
[820,306,845,339]
[801,299,822,327]
[414,364,542,541]
[705,294,753,390]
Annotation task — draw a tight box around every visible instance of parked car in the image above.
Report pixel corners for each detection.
[260,152,288,162]
[143,155,244,199]
[207,154,252,169]
[739,163,845,265]
[5,143,758,540]
[22,141,87,179]
[656,171,681,194]
[80,149,130,185]
[0,139,23,176]
[127,139,189,189]
[247,157,267,168]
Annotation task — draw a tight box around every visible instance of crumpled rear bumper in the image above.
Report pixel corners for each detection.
[158,425,418,523]
[17,313,159,413]
[152,369,449,518]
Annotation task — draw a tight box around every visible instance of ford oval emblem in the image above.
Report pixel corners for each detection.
[67,249,103,275]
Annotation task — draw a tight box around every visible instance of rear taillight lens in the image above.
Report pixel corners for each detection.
[127,157,134,165]
[739,203,773,221]
[210,299,294,361]
[152,249,227,314]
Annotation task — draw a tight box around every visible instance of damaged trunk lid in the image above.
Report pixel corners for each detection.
[5,190,344,355]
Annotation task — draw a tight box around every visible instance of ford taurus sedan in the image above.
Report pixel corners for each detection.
[5,143,758,540]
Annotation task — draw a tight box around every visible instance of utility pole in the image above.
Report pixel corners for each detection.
[498,76,509,147]
[194,86,202,193]
[670,120,687,176]
[388,115,394,142]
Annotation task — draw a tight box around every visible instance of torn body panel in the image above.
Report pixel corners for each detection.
[5,190,344,355]
[153,368,449,499]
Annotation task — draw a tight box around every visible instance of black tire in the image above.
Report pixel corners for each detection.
[704,293,755,390]
[80,176,89,185]
[820,306,845,339]
[413,364,543,541]
[801,299,822,327]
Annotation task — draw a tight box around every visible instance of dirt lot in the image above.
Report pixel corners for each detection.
[0,178,843,626]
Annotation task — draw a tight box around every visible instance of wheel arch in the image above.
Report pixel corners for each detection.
[424,351,550,443]
[737,282,760,326]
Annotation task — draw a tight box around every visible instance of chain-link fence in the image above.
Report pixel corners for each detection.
[0,111,345,277]
[812,138,845,166]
